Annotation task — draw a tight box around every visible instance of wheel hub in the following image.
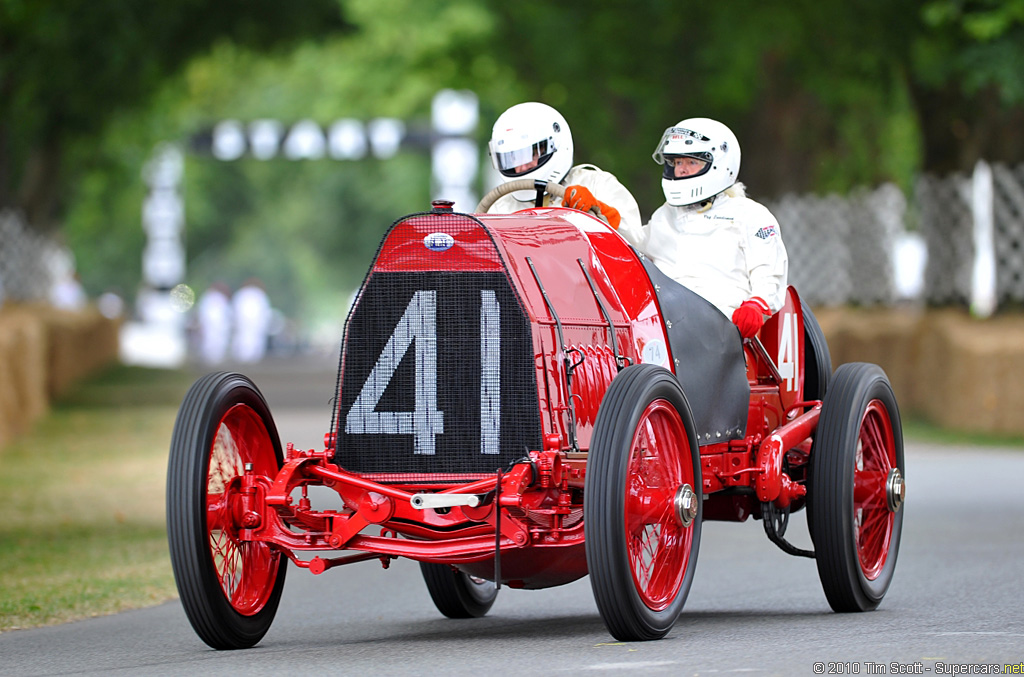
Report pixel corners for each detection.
[673,484,698,528]
[886,467,905,513]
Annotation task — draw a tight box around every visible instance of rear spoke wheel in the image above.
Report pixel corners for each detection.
[809,363,904,612]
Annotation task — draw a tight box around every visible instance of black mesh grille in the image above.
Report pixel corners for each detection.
[334,230,541,481]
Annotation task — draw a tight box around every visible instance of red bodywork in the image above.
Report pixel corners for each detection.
[235,205,818,589]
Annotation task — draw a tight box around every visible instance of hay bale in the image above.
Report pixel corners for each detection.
[814,306,926,412]
[817,306,1024,436]
[923,311,1024,435]
[0,306,49,446]
[32,304,120,398]
[0,304,119,449]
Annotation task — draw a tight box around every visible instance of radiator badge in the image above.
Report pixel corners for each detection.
[424,232,455,252]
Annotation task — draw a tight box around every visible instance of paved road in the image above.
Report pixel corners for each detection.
[2,357,1023,676]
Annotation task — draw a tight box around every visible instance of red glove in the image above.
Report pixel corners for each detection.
[731,297,770,338]
[563,185,622,229]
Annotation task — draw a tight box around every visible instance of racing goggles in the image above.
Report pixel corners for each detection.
[491,137,556,177]
[661,153,713,180]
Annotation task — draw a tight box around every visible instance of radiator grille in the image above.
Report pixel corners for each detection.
[334,212,541,481]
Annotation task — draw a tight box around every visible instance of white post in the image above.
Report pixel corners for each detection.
[123,143,189,367]
[431,89,479,212]
[970,159,996,318]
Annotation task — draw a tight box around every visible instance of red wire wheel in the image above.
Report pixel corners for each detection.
[586,364,701,641]
[167,372,287,649]
[205,403,281,614]
[809,362,905,612]
[854,400,898,580]
[624,400,697,609]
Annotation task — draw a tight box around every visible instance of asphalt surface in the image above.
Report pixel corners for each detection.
[2,355,1023,676]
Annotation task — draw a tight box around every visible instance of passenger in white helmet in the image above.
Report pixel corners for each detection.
[638,118,789,339]
[485,102,643,246]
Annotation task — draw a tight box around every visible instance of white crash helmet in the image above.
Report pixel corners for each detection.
[652,117,740,206]
[488,102,573,201]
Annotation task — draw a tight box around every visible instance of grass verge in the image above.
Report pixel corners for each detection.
[0,365,195,632]
[902,415,1024,449]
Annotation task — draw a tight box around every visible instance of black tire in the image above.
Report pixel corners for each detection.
[802,299,832,402]
[167,372,287,649]
[585,364,702,641]
[420,563,498,618]
[809,363,904,612]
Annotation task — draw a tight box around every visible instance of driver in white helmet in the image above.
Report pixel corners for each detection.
[639,118,789,339]
[486,102,643,246]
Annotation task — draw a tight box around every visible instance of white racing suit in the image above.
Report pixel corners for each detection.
[487,164,644,248]
[638,187,789,318]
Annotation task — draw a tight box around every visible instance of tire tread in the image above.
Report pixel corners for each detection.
[809,362,903,613]
[585,364,701,641]
[167,372,286,649]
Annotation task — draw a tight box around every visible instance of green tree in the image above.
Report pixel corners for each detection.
[911,0,1024,171]
[482,0,1024,204]
[0,0,347,231]
[482,0,926,206]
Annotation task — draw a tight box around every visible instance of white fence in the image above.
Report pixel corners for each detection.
[768,159,1024,315]
[0,209,72,306]
[769,183,907,307]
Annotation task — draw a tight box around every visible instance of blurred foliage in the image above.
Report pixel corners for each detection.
[919,0,1024,102]
[8,0,1024,333]
[484,0,929,203]
[912,0,1024,171]
[66,0,510,326]
[0,0,347,229]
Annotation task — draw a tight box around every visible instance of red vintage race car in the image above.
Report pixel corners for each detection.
[166,179,906,649]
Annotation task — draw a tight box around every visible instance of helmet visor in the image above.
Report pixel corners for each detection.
[492,137,556,177]
[652,126,712,163]
[662,153,713,181]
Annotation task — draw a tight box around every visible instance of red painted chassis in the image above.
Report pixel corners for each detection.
[167,198,906,649]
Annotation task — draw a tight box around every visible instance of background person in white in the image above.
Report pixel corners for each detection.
[197,281,232,365]
[638,118,789,339]
[231,278,272,363]
[485,102,644,248]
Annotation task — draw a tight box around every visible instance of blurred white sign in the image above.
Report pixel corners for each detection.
[142,238,185,289]
[431,90,479,211]
[432,138,479,186]
[210,116,412,160]
[368,118,406,159]
[141,145,186,289]
[142,188,184,239]
[212,120,246,161]
[329,119,368,160]
[432,89,479,136]
[144,144,184,188]
[250,119,285,160]
[284,119,327,160]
